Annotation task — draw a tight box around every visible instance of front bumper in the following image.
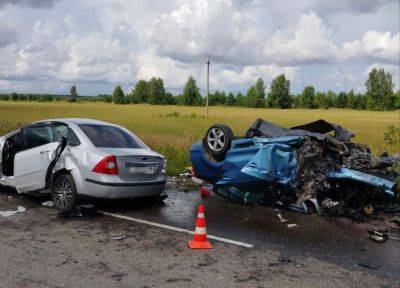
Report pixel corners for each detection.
[81,178,166,199]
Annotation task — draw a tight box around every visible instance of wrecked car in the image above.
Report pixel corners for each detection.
[190,119,399,219]
[0,118,166,211]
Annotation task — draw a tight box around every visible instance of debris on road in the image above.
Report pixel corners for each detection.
[41,200,54,207]
[177,167,204,191]
[277,213,288,223]
[111,236,126,241]
[200,187,212,198]
[287,223,298,228]
[367,229,388,243]
[190,119,400,221]
[0,205,26,217]
[359,261,380,270]
[57,204,99,219]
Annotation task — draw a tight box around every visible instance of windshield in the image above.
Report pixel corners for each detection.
[78,124,144,148]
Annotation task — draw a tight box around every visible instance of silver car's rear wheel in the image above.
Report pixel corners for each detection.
[52,174,77,211]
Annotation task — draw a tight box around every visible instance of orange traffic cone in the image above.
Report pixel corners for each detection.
[188,205,212,249]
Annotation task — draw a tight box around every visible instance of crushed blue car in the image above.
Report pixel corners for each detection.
[190,119,399,219]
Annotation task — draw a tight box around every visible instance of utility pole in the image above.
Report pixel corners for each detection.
[206,56,210,118]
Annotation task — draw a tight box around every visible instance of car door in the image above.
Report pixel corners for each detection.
[14,123,60,193]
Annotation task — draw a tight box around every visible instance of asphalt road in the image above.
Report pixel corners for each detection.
[0,179,399,287]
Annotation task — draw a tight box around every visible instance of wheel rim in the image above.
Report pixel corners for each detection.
[207,127,226,152]
[53,178,73,208]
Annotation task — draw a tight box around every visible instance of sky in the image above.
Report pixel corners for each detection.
[0,0,399,96]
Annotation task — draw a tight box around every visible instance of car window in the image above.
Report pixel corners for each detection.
[24,126,55,149]
[78,124,143,148]
[54,124,81,146]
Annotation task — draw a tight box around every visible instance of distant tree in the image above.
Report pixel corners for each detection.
[326,90,336,108]
[293,94,302,108]
[267,74,291,108]
[235,92,246,106]
[246,86,256,108]
[19,94,27,101]
[315,92,327,109]
[132,80,149,104]
[365,68,395,110]
[301,86,316,109]
[395,90,400,110]
[347,89,356,109]
[336,92,348,108]
[148,77,166,104]
[354,93,367,110]
[165,92,177,105]
[210,91,226,105]
[70,85,78,102]
[11,92,18,101]
[28,94,36,101]
[183,76,202,106]
[0,94,9,101]
[113,85,125,104]
[254,78,266,108]
[247,78,266,108]
[226,92,235,106]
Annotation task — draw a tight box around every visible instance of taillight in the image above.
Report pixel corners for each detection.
[92,155,118,175]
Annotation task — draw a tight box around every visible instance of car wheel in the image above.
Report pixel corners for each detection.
[52,174,77,212]
[204,124,234,158]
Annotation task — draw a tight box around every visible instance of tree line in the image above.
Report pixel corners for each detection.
[1,68,398,111]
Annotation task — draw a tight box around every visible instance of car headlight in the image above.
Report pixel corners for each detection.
[161,159,167,174]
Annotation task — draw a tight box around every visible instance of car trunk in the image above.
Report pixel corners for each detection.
[98,148,163,181]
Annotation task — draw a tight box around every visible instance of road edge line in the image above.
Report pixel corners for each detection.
[99,211,254,248]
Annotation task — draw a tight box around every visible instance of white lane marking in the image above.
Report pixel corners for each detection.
[99,211,254,248]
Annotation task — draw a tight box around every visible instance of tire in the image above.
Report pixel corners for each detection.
[203,124,234,158]
[52,174,77,212]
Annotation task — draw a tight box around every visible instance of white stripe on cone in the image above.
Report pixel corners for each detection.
[198,213,204,218]
[194,227,207,234]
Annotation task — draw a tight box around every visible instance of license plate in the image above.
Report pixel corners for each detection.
[129,166,155,174]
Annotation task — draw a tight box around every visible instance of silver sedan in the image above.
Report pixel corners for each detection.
[0,118,166,211]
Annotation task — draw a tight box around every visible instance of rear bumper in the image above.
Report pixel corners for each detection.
[81,178,166,199]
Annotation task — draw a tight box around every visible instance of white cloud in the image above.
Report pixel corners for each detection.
[342,31,400,64]
[152,0,264,65]
[213,65,297,90]
[263,12,339,65]
[136,51,201,88]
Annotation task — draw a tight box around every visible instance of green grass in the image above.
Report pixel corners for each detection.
[0,101,399,175]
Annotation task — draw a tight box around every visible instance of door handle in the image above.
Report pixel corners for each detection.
[40,149,52,154]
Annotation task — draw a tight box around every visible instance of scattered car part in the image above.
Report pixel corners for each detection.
[0,205,26,217]
[277,213,288,223]
[41,200,54,207]
[367,229,388,243]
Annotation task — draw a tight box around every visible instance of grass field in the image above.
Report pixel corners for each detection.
[0,102,399,175]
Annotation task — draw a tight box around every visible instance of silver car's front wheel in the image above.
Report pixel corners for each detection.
[52,174,77,211]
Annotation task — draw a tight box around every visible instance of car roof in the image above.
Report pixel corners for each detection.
[34,118,114,126]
